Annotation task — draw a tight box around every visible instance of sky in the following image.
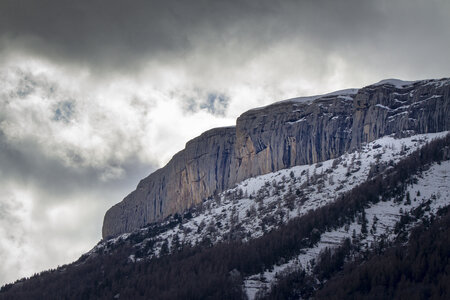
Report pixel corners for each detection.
[0,0,449,285]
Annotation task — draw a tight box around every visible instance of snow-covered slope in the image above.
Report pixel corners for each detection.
[244,160,450,299]
[86,131,449,268]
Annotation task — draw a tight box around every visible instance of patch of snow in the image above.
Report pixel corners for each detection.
[423,95,442,101]
[286,88,358,104]
[375,104,391,110]
[423,78,450,88]
[287,117,306,124]
[392,105,410,112]
[387,111,408,120]
[411,95,443,107]
[337,95,354,101]
[394,99,407,104]
[392,92,409,96]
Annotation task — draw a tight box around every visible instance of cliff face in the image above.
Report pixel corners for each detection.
[102,127,236,238]
[103,78,450,238]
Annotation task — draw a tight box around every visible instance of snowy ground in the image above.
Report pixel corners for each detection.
[243,160,450,299]
[86,132,449,270]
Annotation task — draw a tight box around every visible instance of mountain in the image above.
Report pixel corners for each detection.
[103,78,450,238]
[2,132,449,299]
[1,78,449,300]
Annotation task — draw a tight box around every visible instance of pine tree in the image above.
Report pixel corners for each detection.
[361,210,368,236]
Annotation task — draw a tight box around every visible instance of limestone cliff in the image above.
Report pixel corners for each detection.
[103,78,450,238]
[102,127,236,238]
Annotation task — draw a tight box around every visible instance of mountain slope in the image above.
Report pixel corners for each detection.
[94,132,449,264]
[245,156,450,299]
[103,78,450,238]
[1,132,449,300]
[266,203,450,300]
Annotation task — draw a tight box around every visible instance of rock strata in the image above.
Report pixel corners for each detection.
[103,78,450,238]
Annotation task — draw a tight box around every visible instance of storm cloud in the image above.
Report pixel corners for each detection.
[0,1,377,70]
[1,0,448,77]
[0,0,449,286]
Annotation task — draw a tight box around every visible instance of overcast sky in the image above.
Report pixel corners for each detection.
[0,0,449,285]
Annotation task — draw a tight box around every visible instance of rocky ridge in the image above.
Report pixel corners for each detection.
[103,78,450,238]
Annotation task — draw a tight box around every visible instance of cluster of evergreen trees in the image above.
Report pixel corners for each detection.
[264,202,449,299]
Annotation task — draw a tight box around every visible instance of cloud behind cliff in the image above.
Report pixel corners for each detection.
[0,0,449,286]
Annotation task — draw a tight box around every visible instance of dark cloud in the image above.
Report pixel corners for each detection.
[0,0,270,71]
[0,0,408,73]
[0,0,447,81]
[0,0,448,83]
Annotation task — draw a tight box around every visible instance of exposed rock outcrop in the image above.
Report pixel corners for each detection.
[103,78,450,238]
[102,127,236,238]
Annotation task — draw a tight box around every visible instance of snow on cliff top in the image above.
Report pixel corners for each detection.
[283,88,359,104]
[249,77,450,113]
[249,88,358,112]
[372,78,419,88]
